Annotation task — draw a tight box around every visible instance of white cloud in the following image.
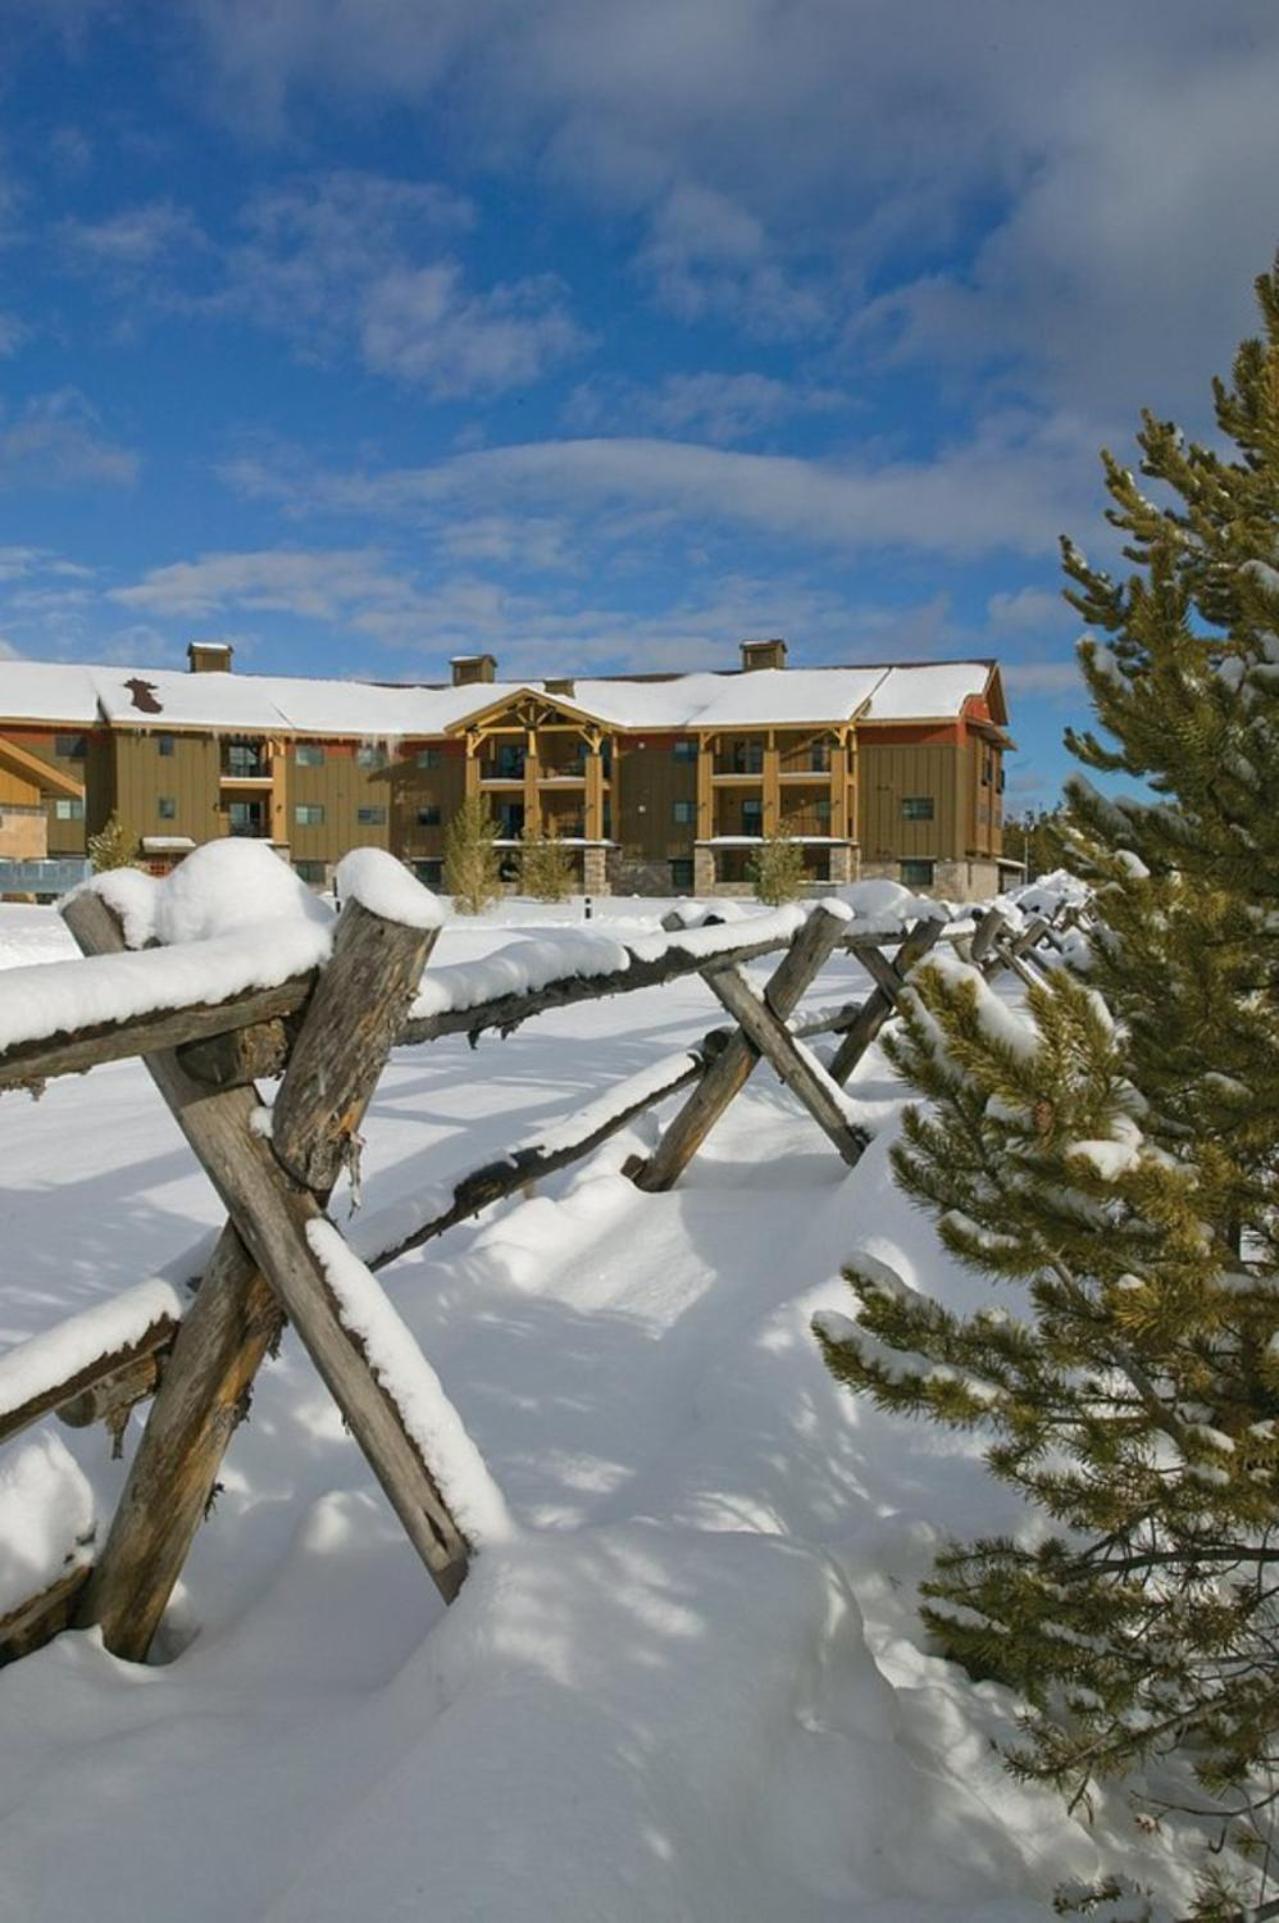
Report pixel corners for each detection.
[635,184,828,341]
[565,370,848,445]
[227,411,1099,561]
[359,263,583,398]
[0,390,138,490]
[986,587,1076,635]
[178,0,1279,422]
[61,199,202,269]
[109,547,427,622]
[1002,659,1086,696]
[53,168,582,400]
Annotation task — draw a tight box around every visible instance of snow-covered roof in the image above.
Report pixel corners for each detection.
[0,663,102,725]
[0,657,1000,736]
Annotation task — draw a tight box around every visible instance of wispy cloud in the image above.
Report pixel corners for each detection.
[224,411,1099,561]
[54,168,584,400]
[0,390,138,489]
[565,370,849,445]
[109,547,428,622]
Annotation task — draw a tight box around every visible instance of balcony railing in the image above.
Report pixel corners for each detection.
[221,746,272,781]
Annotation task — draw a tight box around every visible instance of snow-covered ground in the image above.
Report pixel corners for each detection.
[0,891,1179,1922]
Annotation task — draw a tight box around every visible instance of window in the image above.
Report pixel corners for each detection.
[55,797,85,821]
[357,805,387,826]
[672,741,698,763]
[157,733,174,757]
[294,860,326,884]
[158,797,176,821]
[672,799,695,825]
[228,800,265,837]
[295,743,325,767]
[998,767,1006,794]
[731,741,764,774]
[295,803,325,826]
[815,797,831,822]
[670,857,694,891]
[741,798,763,831]
[416,805,441,827]
[494,743,525,780]
[225,740,268,778]
[415,747,441,770]
[54,733,86,759]
[412,859,443,888]
[357,744,386,770]
[902,796,935,821]
[900,859,935,889]
[809,743,830,772]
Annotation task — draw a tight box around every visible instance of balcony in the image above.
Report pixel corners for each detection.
[227,800,270,838]
[714,742,764,777]
[779,743,832,776]
[221,742,272,783]
[479,746,526,783]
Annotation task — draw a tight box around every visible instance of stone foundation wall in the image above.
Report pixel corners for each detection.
[0,806,49,860]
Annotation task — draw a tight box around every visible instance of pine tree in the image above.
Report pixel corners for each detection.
[443,794,500,915]
[520,821,575,902]
[87,811,136,871]
[749,833,807,905]
[817,259,1279,1916]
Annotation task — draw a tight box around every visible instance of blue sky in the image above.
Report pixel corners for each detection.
[2,1,1278,808]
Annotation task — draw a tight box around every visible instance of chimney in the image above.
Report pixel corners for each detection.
[187,640,234,674]
[451,654,497,686]
[545,676,576,699]
[739,638,787,672]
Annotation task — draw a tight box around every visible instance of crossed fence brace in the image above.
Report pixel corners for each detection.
[0,876,1076,1666]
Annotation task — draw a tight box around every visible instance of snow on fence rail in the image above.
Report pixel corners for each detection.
[0,840,1083,1671]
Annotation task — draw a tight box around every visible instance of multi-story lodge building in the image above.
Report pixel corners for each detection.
[0,638,1015,899]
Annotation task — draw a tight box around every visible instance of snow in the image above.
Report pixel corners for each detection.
[305,1219,514,1548]
[0,1434,94,1618]
[0,896,1190,1922]
[0,844,341,1057]
[333,848,443,930]
[146,838,333,946]
[0,1279,182,1428]
[2,655,997,739]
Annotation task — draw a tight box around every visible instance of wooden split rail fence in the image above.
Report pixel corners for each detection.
[0,865,1083,1666]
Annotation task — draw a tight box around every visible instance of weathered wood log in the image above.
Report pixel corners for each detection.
[399,927,807,1046]
[61,892,288,1663]
[67,889,463,1661]
[828,916,942,1085]
[177,1016,294,1089]
[0,1313,179,1449]
[368,1040,719,1271]
[631,904,848,1192]
[702,965,870,1165]
[0,974,314,1094]
[970,905,1008,966]
[271,900,438,1192]
[0,1561,92,1668]
[56,1349,165,1455]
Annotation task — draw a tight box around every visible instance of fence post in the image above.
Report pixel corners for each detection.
[632,904,847,1192]
[66,884,458,1661]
